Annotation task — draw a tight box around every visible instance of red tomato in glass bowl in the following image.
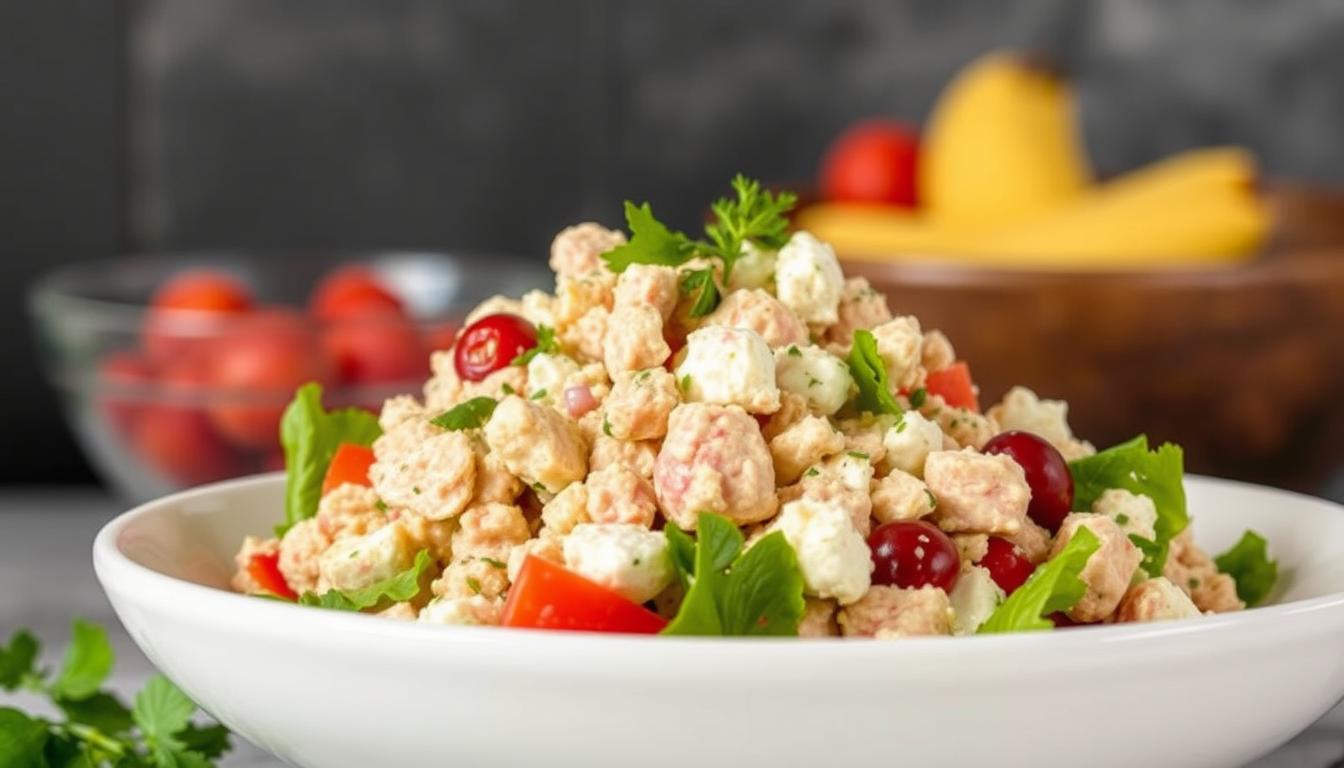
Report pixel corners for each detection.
[310,266,404,321]
[134,404,245,486]
[819,120,920,207]
[322,316,428,386]
[206,309,332,450]
[142,270,254,362]
[96,352,155,434]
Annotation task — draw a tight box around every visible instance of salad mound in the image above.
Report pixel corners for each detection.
[231,176,1276,637]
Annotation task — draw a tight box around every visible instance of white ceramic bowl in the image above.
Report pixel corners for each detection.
[95,474,1344,768]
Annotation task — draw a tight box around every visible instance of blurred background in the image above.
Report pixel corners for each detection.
[2,0,1343,498]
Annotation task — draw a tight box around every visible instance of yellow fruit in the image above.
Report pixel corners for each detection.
[793,204,976,262]
[798,146,1268,270]
[921,51,1092,229]
[977,146,1268,268]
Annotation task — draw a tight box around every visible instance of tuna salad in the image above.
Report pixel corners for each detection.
[231,176,1277,637]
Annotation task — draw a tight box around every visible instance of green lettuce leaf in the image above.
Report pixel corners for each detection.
[662,514,805,636]
[298,549,432,612]
[1069,435,1186,575]
[978,526,1100,634]
[279,383,382,536]
[846,329,903,417]
[1215,530,1278,607]
[429,396,498,431]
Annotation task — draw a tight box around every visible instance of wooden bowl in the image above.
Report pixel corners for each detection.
[841,185,1344,493]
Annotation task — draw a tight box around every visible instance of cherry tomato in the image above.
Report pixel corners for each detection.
[97,352,155,433]
[143,270,254,361]
[135,404,244,486]
[321,443,376,496]
[246,552,298,600]
[983,430,1075,533]
[206,310,332,450]
[453,313,536,382]
[868,520,960,592]
[819,120,920,207]
[151,270,253,313]
[924,361,979,412]
[980,536,1036,594]
[322,316,428,385]
[310,266,404,321]
[501,556,667,634]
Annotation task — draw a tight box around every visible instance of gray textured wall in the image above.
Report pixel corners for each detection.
[128,0,1344,255]
[4,0,1344,483]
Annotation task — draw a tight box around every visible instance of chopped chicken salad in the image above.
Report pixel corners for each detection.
[232,177,1277,637]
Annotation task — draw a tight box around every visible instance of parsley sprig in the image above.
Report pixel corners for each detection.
[601,175,797,284]
[0,620,232,767]
[511,324,561,367]
[846,329,903,417]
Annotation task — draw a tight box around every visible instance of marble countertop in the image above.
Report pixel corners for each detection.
[1,488,1342,767]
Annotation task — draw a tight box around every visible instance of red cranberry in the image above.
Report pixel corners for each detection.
[980,536,1036,594]
[983,430,1074,533]
[868,520,960,592]
[453,313,537,382]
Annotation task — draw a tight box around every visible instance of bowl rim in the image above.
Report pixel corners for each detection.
[93,472,1344,659]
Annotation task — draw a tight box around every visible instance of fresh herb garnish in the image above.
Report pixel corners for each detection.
[278,383,383,537]
[680,268,721,318]
[847,451,869,460]
[602,417,613,437]
[846,330,903,417]
[924,489,938,509]
[662,513,806,636]
[979,527,1100,634]
[430,397,498,431]
[298,549,432,612]
[1069,436,1186,576]
[601,175,797,282]
[0,621,232,767]
[511,324,560,367]
[1214,530,1277,607]
[530,389,548,401]
[787,345,803,358]
[909,387,928,409]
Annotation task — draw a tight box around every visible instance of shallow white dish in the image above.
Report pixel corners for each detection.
[94,473,1344,768]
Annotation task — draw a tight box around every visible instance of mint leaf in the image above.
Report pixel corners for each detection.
[680,268,721,318]
[280,383,383,535]
[1070,436,1186,575]
[51,620,113,701]
[511,324,561,367]
[430,397,498,431]
[0,708,48,768]
[299,549,432,612]
[601,201,696,273]
[979,526,1101,634]
[1215,530,1277,607]
[846,329,903,417]
[0,630,38,691]
[703,175,797,279]
[663,514,805,636]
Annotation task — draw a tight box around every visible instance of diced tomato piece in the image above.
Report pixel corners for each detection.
[924,361,979,412]
[247,552,298,600]
[321,443,376,496]
[501,556,667,634]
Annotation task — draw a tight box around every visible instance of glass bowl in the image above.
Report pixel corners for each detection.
[29,251,550,501]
